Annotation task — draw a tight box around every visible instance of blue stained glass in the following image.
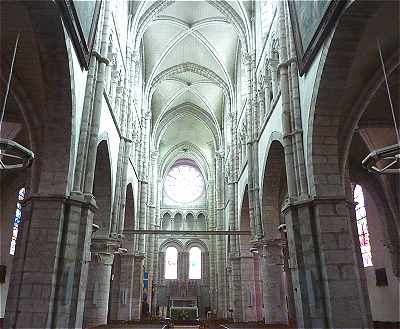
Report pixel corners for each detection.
[9,188,25,255]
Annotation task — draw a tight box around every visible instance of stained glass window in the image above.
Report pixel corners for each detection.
[189,247,201,280]
[10,187,25,256]
[353,184,373,267]
[164,163,204,203]
[165,247,178,279]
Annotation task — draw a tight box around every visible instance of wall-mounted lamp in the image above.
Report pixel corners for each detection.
[277,223,287,233]
[117,247,128,254]
[250,247,259,254]
[92,223,100,234]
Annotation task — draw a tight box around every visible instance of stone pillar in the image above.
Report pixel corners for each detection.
[131,255,145,320]
[206,141,217,312]
[270,55,279,100]
[137,112,150,254]
[242,51,263,241]
[179,252,189,280]
[226,113,243,321]
[258,77,265,122]
[109,229,136,321]
[215,150,227,318]
[4,194,93,329]
[151,224,160,316]
[230,254,243,322]
[145,150,159,274]
[115,254,135,320]
[83,238,118,328]
[260,239,286,324]
[83,3,111,195]
[264,68,272,115]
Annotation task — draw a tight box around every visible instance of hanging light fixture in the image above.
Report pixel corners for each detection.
[0,33,35,170]
[362,41,399,175]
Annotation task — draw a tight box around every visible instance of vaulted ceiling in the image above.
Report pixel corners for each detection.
[137,0,251,164]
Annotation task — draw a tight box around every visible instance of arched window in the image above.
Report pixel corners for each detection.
[353,184,373,267]
[10,187,25,255]
[165,247,178,279]
[189,247,202,280]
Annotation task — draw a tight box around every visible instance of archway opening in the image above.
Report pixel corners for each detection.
[92,141,112,237]
[239,186,262,321]
[260,140,295,325]
[83,141,113,328]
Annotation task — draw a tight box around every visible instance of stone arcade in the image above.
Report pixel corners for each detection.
[0,1,399,328]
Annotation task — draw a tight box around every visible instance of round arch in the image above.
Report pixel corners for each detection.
[184,239,209,253]
[260,140,287,240]
[307,1,399,197]
[160,141,210,182]
[159,238,184,253]
[153,103,222,152]
[92,140,113,236]
[1,1,73,195]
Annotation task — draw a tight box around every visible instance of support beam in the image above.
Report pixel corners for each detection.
[123,230,251,235]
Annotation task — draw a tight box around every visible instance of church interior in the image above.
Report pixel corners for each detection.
[0,1,399,328]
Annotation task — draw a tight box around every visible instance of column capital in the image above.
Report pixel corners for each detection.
[150,149,159,160]
[142,110,151,120]
[90,238,120,265]
[91,237,120,254]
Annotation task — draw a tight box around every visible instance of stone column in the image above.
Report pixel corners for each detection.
[109,230,136,321]
[145,150,159,274]
[264,68,272,115]
[83,238,119,328]
[206,141,217,312]
[258,77,265,122]
[230,254,243,322]
[243,51,263,241]
[260,239,286,324]
[226,113,243,321]
[131,254,145,320]
[116,50,136,236]
[83,2,111,195]
[215,150,227,318]
[4,195,93,329]
[151,224,160,316]
[270,54,279,100]
[115,254,135,320]
[137,112,150,254]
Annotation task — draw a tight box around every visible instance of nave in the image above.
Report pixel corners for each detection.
[0,1,398,329]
